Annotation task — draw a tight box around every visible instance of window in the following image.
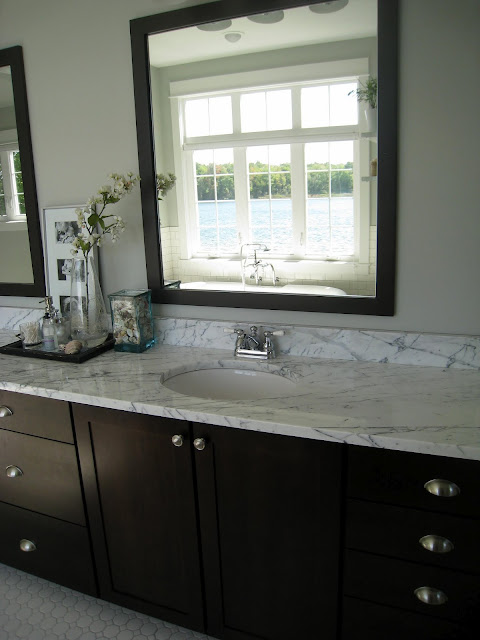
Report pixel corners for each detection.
[195,148,236,253]
[172,66,369,262]
[0,149,25,221]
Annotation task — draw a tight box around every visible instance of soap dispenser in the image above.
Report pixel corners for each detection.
[41,296,59,352]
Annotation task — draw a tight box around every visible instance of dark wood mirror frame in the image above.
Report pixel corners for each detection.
[131,0,397,315]
[0,46,45,297]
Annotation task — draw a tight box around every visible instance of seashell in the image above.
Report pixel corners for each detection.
[64,340,83,355]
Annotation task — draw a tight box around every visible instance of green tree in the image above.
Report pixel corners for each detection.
[197,176,214,200]
[307,172,329,196]
[217,175,235,200]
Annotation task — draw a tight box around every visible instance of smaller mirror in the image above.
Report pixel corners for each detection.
[0,46,45,297]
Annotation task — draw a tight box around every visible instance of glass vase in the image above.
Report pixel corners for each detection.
[69,256,109,348]
[108,289,155,353]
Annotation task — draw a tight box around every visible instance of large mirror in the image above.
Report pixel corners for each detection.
[131,0,397,315]
[0,46,45,297]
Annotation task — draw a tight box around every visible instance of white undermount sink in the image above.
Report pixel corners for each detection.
[162,367,296,400]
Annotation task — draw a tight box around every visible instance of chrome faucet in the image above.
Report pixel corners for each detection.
[224,326,285,359]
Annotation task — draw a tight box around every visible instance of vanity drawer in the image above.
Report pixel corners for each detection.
[342,597,472,640]
[344,550,480,626]
[0,429,85,525]
[346,499,480,574]
[347,446,480,517]
[0,501,96,596]
[0,390,73,443]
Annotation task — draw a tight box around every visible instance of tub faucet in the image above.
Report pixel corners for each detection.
[240,243,271,286]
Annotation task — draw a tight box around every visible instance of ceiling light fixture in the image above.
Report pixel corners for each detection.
[247,11,285,25]
[197,20,232,32]
[309,0,349,14]
[224,31,243,43]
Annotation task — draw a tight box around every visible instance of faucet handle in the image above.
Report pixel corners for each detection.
[224,328,244,335]
[263,329,285,337]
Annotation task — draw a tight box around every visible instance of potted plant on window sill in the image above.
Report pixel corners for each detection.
[350,76,377,134]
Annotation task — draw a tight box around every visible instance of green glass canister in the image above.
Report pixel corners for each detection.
[108,289,155,353]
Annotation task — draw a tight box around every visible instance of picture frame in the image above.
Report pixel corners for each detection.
[41,206,98,314]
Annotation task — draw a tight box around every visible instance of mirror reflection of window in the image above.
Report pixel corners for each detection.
[195,148,236,253]
[179,74,364,263]
[248,145,292,253]
[146,0,383,300]
[306,141,355,256]
[0,149,25,220]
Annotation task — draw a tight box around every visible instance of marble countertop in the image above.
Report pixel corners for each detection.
[1,331,479,461]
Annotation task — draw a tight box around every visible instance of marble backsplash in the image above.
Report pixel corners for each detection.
[1,305,479,370]
[156,317,480,370]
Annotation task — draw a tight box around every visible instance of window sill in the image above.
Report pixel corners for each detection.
[0,219,28,231]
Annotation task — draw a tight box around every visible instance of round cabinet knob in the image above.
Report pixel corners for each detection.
[419,534,454,554]
[171,434,184,447]
[414,586,448,606]
[0,406,13,418]
[5,465,23,478]
[424,478,460,498]
[19,539,36,553]
[193,438,206,451]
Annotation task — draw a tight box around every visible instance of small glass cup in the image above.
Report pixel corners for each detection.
[19,321,42,349]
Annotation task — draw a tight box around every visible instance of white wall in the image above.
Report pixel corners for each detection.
[1,0,479,335]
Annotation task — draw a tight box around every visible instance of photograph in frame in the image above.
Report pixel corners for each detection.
[41,206,98,312]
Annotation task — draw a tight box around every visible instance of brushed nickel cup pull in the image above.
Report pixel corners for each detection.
[424,478,460,498]
[414,586,448,606]
[419,534,454,554]
[0,406,13,418]
[5,465,23,478]
[19,539,36,553]
[193,438,206,451]
[171,434,184,447]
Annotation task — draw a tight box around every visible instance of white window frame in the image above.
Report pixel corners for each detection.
[0,132,25,223]
[169,60,370,263]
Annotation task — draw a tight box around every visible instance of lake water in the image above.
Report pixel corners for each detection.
[198,197,354,255]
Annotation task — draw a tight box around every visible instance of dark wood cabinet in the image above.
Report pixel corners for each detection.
[74,405,343,640]
[73,404,204,632]
[0,501,96,595]
[342,446,480,640]
[0,429,86,524]
[342,597,470,640]
[4,392,479,640]
[193,424,343,640]
[0,389,74,442]
[0,393,95,595]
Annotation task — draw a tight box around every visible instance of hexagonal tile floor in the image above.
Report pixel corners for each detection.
[0,563,217,640]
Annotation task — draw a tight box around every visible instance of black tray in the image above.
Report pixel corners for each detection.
[0,335,115,363]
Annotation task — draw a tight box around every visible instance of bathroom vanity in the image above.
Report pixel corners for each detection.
[0,337,479,640]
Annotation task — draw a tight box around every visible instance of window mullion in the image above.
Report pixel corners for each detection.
[232,94,250,249]
[184,149,198,258]
[357,138,369,263]
[328,142,333,256]
[2,151,16,220]
[234,147,249,248]
[291,86,302,130]
[290,143,305,258]
[232,93,241,135]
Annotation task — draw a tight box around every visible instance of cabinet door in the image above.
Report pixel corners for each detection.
[74,404,204,632]
[193,424,343,640]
